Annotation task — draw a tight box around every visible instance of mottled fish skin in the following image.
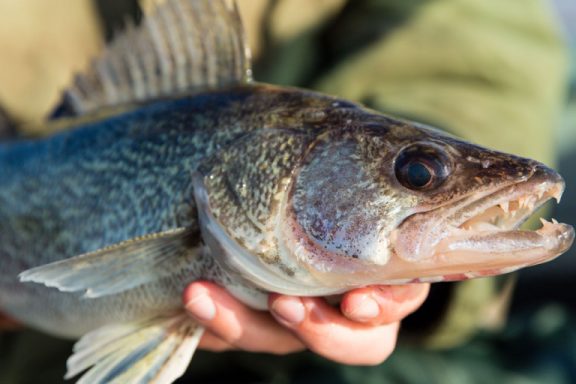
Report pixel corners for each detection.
[0,84,362,337]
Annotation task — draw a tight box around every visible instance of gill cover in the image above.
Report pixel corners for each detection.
[286,135,395,267]
[192,128,345,295]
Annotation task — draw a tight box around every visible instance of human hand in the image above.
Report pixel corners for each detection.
[183,281,429,365]
[0,312,20,331]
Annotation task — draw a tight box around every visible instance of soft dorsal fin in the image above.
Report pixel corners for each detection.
[61,0,252,116]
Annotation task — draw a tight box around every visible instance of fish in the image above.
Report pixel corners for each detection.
[0,0,573,382]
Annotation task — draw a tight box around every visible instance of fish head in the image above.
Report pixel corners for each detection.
[279,112,574,286]
[194,87,573,294]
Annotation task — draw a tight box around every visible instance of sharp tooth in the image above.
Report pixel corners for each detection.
[521,196,532,210]
[539,217,559,229]
[499,201,509,213]
[518,196,526,210]
[552,188,563,203]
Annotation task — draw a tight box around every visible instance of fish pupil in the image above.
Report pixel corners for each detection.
[406,161,432,188]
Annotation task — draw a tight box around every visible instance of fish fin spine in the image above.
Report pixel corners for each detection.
[61,0,251,116]
[66,313,203,384]
[18,227,203,298]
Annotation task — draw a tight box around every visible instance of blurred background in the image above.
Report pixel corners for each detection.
[0,0,575,383]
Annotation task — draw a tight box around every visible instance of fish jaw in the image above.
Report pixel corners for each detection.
[388,164,575,282]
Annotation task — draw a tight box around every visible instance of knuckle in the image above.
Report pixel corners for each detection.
[377,304,403,324]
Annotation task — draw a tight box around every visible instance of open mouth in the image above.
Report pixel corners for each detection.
[392,166,574,282]
[454,179,563,234]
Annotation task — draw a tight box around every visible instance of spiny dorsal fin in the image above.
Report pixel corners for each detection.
[62,0,252,116]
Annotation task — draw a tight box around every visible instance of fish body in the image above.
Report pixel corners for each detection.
[0,1,573,383]
[0,84,356,337]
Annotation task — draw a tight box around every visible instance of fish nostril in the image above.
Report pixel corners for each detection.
[530,164,564,186]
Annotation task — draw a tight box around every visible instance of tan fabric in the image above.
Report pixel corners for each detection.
[0,0,103,124]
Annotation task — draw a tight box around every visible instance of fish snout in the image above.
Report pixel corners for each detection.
[529,163,565,191]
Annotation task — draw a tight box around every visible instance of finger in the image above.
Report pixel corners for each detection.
[197,330,236,352]
[183,281,305,354]
[340,284,430,325]
[270,295,400,365]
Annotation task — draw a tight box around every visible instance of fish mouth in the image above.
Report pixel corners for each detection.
[392,165,575,282]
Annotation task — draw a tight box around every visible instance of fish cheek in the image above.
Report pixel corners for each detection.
[289,139,397,266]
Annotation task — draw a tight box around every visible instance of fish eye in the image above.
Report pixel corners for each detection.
[394,144,449,191]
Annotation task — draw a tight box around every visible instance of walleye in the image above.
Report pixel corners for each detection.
[0,0,573,383]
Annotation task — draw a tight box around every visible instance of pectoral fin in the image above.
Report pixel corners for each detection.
[66,313,203,384]
[19,227,201,298]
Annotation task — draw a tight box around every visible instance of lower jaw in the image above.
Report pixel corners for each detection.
[411,264,526,283]
[384,237,570,284]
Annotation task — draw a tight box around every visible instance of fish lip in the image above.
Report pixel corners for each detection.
[392,164,573,266]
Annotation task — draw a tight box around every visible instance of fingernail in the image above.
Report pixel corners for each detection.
[185,292,216,321]
[271,296,306,325]
[346,295,380,321]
